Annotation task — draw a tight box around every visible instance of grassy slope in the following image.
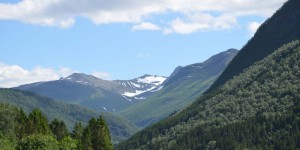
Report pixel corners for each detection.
[17,80,131,112]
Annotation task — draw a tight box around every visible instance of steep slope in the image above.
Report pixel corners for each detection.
[0,88,138,143]
[117,39,300,149]
[17,73,166,112]
[119,49,238,127]
[208,0,300,92]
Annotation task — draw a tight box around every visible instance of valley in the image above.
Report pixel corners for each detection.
[0,0,299,149]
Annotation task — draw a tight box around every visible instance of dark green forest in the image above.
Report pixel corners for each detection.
[208,0,300,92]
[0,103,113,150]
[116,40,300,149]
[0,88,138,143]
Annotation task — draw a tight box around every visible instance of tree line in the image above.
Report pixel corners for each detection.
[0,103,113,150]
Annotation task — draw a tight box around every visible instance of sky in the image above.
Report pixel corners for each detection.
[0,0,287,87]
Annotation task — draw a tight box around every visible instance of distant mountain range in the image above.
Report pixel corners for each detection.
[16,73,167,112]
[16,49,237,128]
[119,49,238,127]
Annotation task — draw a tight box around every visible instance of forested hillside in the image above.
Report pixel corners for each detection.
[0,103,113,149]
[208,0,300,92]
[117,40,300,149]
[0,88,138,143]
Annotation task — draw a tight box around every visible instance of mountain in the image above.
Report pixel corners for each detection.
[0,88,138,143]
[16,73,166,112]
[117,40,300,149]
[119,49,238,127]
[207,0,300,92]
[117,0,300,148]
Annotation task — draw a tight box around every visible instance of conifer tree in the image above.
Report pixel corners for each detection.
[15,108,27,140]
[50,118,69,141]
[27,108,50,135]
[97,115,113,150]
[82,126,93,150]
[72,122,83,140]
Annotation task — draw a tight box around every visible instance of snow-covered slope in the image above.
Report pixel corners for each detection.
[116,75,167,101]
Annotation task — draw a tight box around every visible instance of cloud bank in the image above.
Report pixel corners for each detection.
[248,21,262,35]
[0,62,74,87]
[0,0,286,33]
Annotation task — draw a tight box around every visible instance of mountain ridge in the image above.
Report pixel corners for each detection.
[207,0,300,93]
[16,73,167,112]
[119,48,238,127]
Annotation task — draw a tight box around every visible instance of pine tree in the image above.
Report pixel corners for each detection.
[15,108,27,140]
[27,108,50,135]
[97,115,113,150]
[83,116,113,150]
[50,118,69,141]
[82,126,93,150]
[72,122,84,149]
[72,122,83,140]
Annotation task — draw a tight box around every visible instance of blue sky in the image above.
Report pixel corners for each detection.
[0,0,286,87]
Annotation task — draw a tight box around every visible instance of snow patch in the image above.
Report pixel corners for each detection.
[134,97,146,100]
[131,82,141,88]
[102,107,107,111]
[122,86,156,97]
[137,76,166,86]
[122,96,132,102]
[151,86,164,92]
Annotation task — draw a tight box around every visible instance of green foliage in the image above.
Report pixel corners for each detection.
[72,122,83,141]
[82,126,93,150]
[0,103,18,139]
[117,40,300,149]
[59,136,78,150]
[0,88,138,143]
[84,116,113,150]
[15,109,28,140]
[17,134,59,150]
[0,132,16,150]
[50,119,69,141]
[0,103,114,150]
[27,109,51,135]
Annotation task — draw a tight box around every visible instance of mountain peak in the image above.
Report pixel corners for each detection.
[65,73,87,78]
[226,48,239,53]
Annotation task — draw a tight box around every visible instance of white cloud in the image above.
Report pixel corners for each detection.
[248,21,262,35]
[132,22,161,31]
[92,72,111,80]
[0,62,75,88]
[165,13,237,34]
[0,0,287,33]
